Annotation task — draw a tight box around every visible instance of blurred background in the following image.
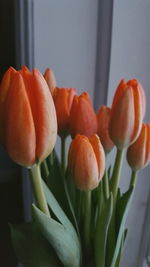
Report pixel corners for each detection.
[0,0,150,266]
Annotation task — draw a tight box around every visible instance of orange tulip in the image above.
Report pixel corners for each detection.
[53,87,76,137]
[97,106,114,153]
[69,92,97,138]
[44,68,56,95]
[68,134,105,191]
[109,79,146,149]
[0,66,57,167]
[127,124,150,170]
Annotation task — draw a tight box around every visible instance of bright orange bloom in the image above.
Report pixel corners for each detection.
[127,124,150,171]
[69,92,97,138]
[0,66,57,167]
[68,134,105,191]
[53,87,76,136]
[97,106,114,153]
[44,68,56,95]
[109,79,146,149]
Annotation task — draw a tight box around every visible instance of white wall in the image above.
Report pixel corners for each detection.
[107,1,150,266]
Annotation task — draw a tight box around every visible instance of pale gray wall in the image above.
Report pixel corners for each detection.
[107,0,150,266]
[33,0,98,99]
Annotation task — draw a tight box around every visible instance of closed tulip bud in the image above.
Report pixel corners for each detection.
[0,67,17,143]
[68,134,105,191]
[127,124,150,171]
[97,106,114,153]
[109,79,146,150]
[44,68,56,95]
[69,92,97,138]
[53,87,76,137]
[0,66,57,167]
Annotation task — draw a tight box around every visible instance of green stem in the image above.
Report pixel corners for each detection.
[103,170,109,200]
[29,164,50,217]
[84,191,91,251]
[129,170,138,188]
[107,149,124,266]
[111,148,124,202]
[61,136,66,176]
[98,181,104,216]
[43,160,49,177]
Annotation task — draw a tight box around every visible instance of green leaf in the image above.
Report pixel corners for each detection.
[110,187,133,267]
[44,153,70,217]
[10,221,62,267]
[115,228,127,267]
[42,179,80,241]
[94,193,113,267]
[32,205,80,267]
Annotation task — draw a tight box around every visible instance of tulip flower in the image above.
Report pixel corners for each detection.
[0,66,57,167]
[69,92,97,138]
[53,87,76,136]
[97,106,114,153]
[68,134,105,191]
[109,79,146,150]
[44,68,56,95]
[0,67,17,143]
[127,124,150,171]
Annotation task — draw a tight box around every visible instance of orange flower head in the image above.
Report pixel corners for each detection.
[44,68,56,95]
[0,66,57,167]
[53,87,76,137]
[127,124,150,171]
[109,79,146,150]
[97,106,114,153]
[69,92,97,138]
[68,134,105,191]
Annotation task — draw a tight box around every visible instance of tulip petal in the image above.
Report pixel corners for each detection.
[44,68,56,96]
[70,93,97,138]
[112,80,127,109]
[97,106,114,153]
[130,85,143,144]
[53,88,76,135]
[5,73,36,166]
[127,125,146,170]
[0,67,17,143]
[110,88,135,149]
[74,138,99,191]
[145,124,150,165]
[89,135,105,181]
[31,69,57,162]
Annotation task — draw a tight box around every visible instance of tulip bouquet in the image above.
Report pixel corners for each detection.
[0,66,149,267]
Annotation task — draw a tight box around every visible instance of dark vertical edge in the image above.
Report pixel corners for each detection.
[14,0,34,69]
[14,0,35,222]
[94,0,114,111]
[138,190,150,266]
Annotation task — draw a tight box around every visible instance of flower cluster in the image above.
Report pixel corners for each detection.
[0,66,149,267]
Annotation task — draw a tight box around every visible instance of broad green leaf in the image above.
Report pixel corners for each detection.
[32,205,80,267]
[10,221,62,267]
[42,179,80,242]
[110,187,133,267]
[94,193,113,267]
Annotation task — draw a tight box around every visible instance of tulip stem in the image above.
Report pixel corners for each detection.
[103,169,110,200]
[107,149,124,266]
[84,190,91,252]
[130,170,138,188]
[111,148,124,202]
[61,136,66,175]
[30,164,50,217]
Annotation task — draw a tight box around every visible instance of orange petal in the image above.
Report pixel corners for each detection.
[4,73,36,166]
